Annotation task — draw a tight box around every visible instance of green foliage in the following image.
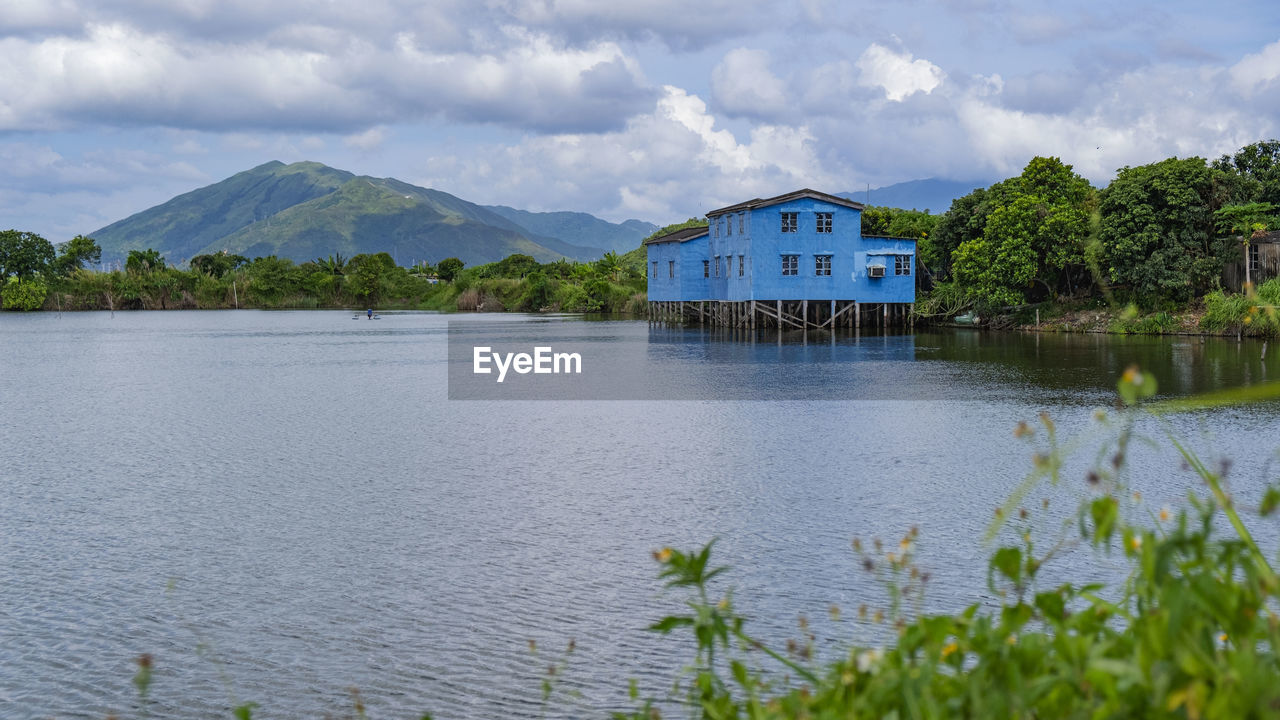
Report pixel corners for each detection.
[244,255,298,302]
[53,235,101,275]
[641,218,708,244]
[0,229,56,279]
[190,252,248,278]
[126,248,167,274]
[1213,139,1280,205]
[2,276,49,310]
[476,253,540,279]
[950,158,1094,306]
[1201,280,1280,336]
[1107,306,1180,335]
[1098,157,1233,306]
[436,257,465,282]
[627,376,1280,720]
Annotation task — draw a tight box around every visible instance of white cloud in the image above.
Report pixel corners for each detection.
[1229,38,1280,96]
[855,43,944,102]
[0,18,654,133]
[414,86,837,223]
[711,48,788,119]
[344,126,388,151]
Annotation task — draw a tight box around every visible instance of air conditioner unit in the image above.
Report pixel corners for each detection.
[867,264,886,278]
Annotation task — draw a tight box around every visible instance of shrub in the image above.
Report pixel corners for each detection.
[2,276,48,310]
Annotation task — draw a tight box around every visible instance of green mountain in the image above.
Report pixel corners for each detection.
[92,161,626,266]
[93,161,354,261]
[482,205,657,254]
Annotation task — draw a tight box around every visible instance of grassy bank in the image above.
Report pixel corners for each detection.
[916,278,1280,338]
[13,249,649,315]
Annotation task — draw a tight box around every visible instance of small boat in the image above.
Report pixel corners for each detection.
[952,312,980,326]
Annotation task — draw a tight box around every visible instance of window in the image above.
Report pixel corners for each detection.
[781,212,798,233]
[738,255,744,277]
[703,260,710,278]
[669,260,675,278]
[816,212,832,233]
[895,255,912,276]
[716,217,722,237]
[727,216,732,235]
[815,255,831,276]
[651,261,657,278]
[715,255,721,277]
[739,213,745,234]
[782,254,798,276]
[1249,243,1261,271]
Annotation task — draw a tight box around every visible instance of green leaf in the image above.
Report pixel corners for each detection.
[992,546,1023,585]
[1260,486,1280,517]
[648,616,694,633]
[1090,496,1118,544]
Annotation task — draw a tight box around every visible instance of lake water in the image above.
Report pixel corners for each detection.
[2,311,1278,719]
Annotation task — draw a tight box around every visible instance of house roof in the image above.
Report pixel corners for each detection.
[642,226,710,245]
[708,189,865,216]
[1251,229,1280,243]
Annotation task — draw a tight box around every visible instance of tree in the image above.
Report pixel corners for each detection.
[1212,140,1280,205]
[950,157,1093,305]
[126,249,166,273]
[345,253,396,300]
[0,230,56,279]
[1215,202,1276,288]
[190,252,248,277]
[53,235,101,274]
[436,257,464,282]
[1098,157,1232,305]
[930,187,994,279]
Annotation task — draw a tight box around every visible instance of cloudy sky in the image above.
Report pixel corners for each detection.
[3,0,1279,241]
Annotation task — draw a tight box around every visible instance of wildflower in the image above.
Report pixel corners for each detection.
[654,547,673,563]
[1219,632,1228,644]
[841,670,855,685]
[899,537,913,553]
[1159,506,1171,522]
[1128,535,1142,552]
[1121,366,1138,384]
[717,597,730,611]
[1006,634,1018,646]
[1093,409,1107,422]
[941,642,958,659]
[873,610,885,624]
[855,648,884,673]
[1132,491,1142,502]
[1014,421,1032,438]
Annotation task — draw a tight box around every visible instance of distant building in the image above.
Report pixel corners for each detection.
[644,189,916,328]
[1224,230,1280,290]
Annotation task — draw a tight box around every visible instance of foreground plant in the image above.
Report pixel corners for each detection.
[631,371,1280,720]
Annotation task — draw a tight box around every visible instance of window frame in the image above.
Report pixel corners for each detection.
[703,259,710,278]
[669,259,675,279]
[714,255,721,278]
[781,212,798,233]
[738,254,745,277]
[895,254,912,276]
[816,212,833,233]
[815,254,832,276]
[651,261,657,278]
[781,254,799,276]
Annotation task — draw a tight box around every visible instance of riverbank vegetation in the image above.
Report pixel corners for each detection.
[912,140,1280,336]
[0,230,650,314]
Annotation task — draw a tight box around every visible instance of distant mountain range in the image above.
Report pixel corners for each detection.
[90,161,983,267]
[91,161,657,266]
[839,178,989,214]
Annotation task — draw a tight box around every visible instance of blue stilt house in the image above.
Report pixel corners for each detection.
[645,189,916,328]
